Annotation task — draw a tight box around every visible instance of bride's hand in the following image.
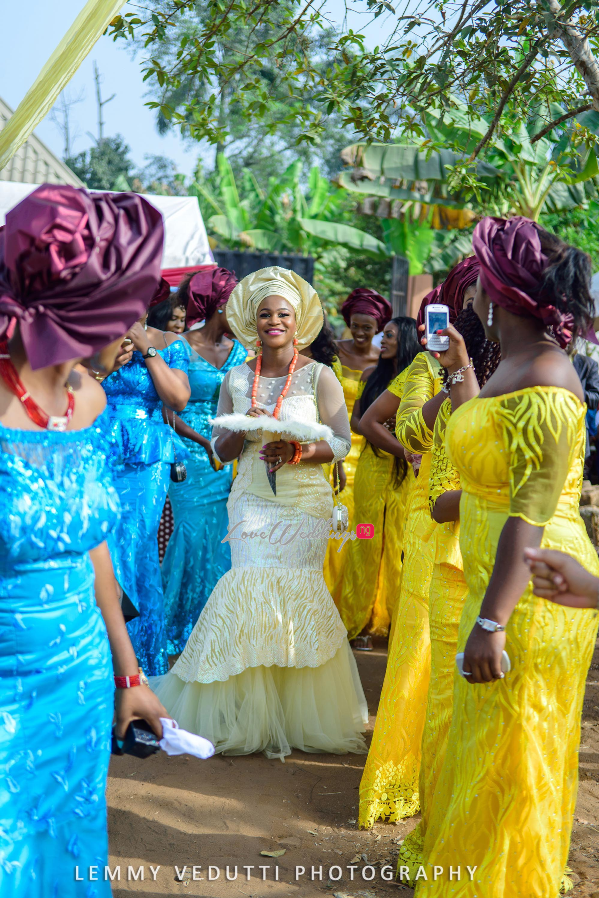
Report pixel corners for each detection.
[246,407,274,419]
[260,440,294,472]
[418,323,469,372]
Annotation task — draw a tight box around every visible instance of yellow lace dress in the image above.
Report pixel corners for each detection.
[398,398,468,881]
[416,387,599,897]
[359,352,442,827]
[338,367,415,639]
[324,362,365,605]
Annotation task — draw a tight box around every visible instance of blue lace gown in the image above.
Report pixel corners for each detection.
[0,419,119,897]
[162,339,246,653]
[102,339,189,675]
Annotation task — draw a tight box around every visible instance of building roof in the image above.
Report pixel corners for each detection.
[0,96,83,187]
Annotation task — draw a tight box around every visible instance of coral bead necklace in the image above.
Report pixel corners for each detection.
[0,341,74,431]
[250,338,299,419]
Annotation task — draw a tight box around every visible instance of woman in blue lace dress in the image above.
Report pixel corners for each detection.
[162,268,246,652]
[102,318,190,675]
[0,184,167,896]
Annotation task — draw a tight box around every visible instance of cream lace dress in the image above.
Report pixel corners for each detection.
[151,360,368,758]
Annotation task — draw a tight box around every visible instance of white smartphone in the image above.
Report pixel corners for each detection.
[425,303,450,352]
[455,651,511,678]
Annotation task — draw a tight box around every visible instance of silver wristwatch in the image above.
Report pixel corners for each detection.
[143,346,158,360]
[476,616,505,632]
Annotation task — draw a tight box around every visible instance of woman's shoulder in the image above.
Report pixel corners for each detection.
[70,367,107,428]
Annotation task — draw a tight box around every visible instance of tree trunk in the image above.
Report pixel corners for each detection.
[543,0,599,111]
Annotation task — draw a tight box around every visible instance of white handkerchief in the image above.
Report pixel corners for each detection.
[159,718,215,759]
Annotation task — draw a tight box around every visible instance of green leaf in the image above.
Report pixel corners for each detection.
[297,218,390,256]
[240,229,285,251]
[208,215,241,241]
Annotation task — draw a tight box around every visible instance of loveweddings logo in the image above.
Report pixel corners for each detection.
[221,519,374,551]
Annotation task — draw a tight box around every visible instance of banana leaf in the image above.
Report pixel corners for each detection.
[208,214,240,241]
[216,154,250,233]
[297,218,390,257]
[240,229,286,251]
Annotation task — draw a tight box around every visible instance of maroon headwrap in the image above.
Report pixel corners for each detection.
[416,256,480,328]
[472,216,573,348]
[149,277,171,307]
[186,266,238,328]
[341,288,392,332]
[0,184,164,370]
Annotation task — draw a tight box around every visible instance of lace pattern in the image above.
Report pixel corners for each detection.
[395,353,443,453]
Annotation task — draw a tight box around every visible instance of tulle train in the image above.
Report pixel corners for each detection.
[152,641,368,760]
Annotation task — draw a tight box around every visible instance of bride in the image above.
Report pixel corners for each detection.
[152,266,368,758]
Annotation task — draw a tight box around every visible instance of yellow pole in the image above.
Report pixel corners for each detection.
[0,0,126,172]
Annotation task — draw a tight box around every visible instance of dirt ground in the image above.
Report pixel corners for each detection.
[103,639,599,898]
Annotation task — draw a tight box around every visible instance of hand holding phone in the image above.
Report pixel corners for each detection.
[425,304,450,352]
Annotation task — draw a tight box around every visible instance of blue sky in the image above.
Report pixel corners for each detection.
[0,1,394,179]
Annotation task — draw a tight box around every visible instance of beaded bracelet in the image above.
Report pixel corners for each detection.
[287,440,302,465]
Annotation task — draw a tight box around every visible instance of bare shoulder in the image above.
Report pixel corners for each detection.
[517,348,584,402]
[70,367,107,426]
[361,365,376,382]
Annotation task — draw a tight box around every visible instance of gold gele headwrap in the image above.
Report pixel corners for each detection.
[226,266,323,350]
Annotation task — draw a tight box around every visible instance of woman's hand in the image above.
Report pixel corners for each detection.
[114,684,170,739]
[246,407,274,419]
[260,440,294,472]
[405,451,422,474]
[419,322,469,373]
[334,462,347,493]
[462,625,506,683]
[126,321,151,355]
[112,343,134,372]
[524,547,599,608]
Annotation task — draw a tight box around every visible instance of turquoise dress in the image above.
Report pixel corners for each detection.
[0,418,119,897]
[102,338,189,675]
[162,339,246,653]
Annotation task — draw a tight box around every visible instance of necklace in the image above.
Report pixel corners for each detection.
[250,343,299,419]
[0,342,75,431]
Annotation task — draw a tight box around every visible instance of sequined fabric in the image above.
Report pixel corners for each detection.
[162,340,246,653]
[416,388,599,897]
[359,352,442,827]
[102,339,189,675]
[0,420,119,896]
[337,366,414,640]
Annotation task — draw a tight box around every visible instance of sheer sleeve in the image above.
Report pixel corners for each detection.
[388,364,411,398]
[210,369,234,441]
[315,363,352,462]
[429,399,461,515]
[395,353,443,453]
[497,389,583,525]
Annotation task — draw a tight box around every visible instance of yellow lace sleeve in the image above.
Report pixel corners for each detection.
[429,398,461,514]
[356,378,366,399]
[331,356,343,383]
[496,389,584,526]
[395,353,443,452]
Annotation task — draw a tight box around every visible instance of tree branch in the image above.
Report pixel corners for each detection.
[467,39,546,160]
[544,0,599,111]
[530,101,592,141]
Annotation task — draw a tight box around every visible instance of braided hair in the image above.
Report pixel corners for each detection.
[537,227,594,343]
[308,315,338,368]
[447,305,501,388]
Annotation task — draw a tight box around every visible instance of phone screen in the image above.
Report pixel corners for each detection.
[427,310,449,334]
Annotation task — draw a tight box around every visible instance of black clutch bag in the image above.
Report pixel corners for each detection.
[170,460,187,482]
[111,719,161,758]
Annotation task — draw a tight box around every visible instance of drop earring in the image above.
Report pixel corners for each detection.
[487,302,494,327]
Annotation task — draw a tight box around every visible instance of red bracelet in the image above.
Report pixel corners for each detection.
[287,440,302,465]
[114,674,141,689]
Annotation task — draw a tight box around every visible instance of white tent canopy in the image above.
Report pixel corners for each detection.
[0,181,212,269]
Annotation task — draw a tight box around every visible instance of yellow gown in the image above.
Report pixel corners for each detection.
[337,366,415,640]
[324,361,365,604]
[397,398,468,880]
[416,387,599,897]
[359,352,442,827]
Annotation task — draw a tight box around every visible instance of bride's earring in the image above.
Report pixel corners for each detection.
[487,302,494,327]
